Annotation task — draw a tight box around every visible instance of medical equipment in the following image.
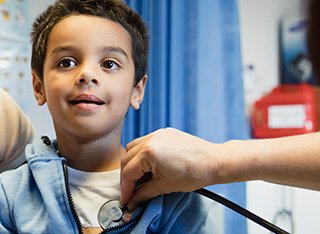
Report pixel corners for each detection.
[196,188,289,234]
[98,200,126,230]
[98,188,290,234]
[252,84,320,138]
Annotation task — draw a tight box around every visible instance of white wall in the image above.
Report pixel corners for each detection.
[28,0,56,22]
[26,0,56,138]
[238,1,320,234]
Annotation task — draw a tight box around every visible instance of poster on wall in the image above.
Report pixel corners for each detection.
[0,0,30,38]
[0,41,32,112]
[280,17,314,84]
[0,0,33,113]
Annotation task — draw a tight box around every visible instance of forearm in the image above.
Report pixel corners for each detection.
[0,89,34,171]
[215,133,320,190]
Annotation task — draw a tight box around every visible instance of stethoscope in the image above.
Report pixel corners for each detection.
[98,199,125,229]
[42,136,290,233]
[98,188,290,234]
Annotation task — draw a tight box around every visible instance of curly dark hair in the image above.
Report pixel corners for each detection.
[31,0,149,86]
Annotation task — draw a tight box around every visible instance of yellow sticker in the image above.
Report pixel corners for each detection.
[0,0,5,4]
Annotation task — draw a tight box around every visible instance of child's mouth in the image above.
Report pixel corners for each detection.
[69,94,106,110]
[69,99,104,105]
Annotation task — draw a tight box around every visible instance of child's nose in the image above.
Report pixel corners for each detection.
[75,66,100,86]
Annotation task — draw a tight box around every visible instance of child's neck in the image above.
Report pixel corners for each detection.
[56,136,123,172]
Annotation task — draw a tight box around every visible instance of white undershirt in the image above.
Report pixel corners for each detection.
[68,167,121,228]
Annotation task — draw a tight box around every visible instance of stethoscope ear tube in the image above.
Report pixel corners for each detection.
[195,188,290,234]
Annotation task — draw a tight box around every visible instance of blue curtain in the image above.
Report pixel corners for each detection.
[123,1,250,233]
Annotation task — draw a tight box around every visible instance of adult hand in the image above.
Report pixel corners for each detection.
[120,128,218,210]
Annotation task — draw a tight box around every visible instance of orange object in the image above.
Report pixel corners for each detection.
[251,84,320,138]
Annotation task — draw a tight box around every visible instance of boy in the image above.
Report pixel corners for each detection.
[0,0,215,233]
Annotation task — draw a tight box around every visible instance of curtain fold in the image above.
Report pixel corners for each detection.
[123,1,249,233]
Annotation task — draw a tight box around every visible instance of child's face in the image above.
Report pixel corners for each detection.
[33,15,146,140]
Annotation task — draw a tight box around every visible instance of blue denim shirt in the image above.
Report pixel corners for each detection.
[0,136,216,233]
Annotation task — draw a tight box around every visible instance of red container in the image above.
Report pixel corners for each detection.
[251,84,320,138]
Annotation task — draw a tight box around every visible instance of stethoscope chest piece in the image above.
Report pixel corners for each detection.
[98,199,124,229]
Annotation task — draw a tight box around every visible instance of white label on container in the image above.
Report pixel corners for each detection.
[268,105,306,129]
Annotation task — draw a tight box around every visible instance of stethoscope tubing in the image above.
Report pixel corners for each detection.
[195,188,290,234]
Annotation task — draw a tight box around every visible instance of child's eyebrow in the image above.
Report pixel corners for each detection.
[50,46,129,61]
[50,46,78,55]
[98,47,129,61]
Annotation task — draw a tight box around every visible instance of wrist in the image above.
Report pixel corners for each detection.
[215,139,254,184]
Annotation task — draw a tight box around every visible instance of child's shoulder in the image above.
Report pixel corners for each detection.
[0,162,31,204]
[0,136,62,198]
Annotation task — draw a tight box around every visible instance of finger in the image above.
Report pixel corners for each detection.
[120,174,137,206]
[126,128,161,151]
[122,141,144,168]
[120,155,150,205]
[126,180,162,211]
[120,172,142,206]
[126,135,147,151]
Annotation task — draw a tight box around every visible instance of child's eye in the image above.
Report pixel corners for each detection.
[57,58,77,68]
[101,60,119,70]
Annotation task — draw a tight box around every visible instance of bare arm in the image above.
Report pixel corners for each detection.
[225,133,320,190]
[0,89,34,172]
[121,128,320,210]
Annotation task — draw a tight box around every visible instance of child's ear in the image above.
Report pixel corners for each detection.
[32,71,46,106]
[130,75,148,110]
